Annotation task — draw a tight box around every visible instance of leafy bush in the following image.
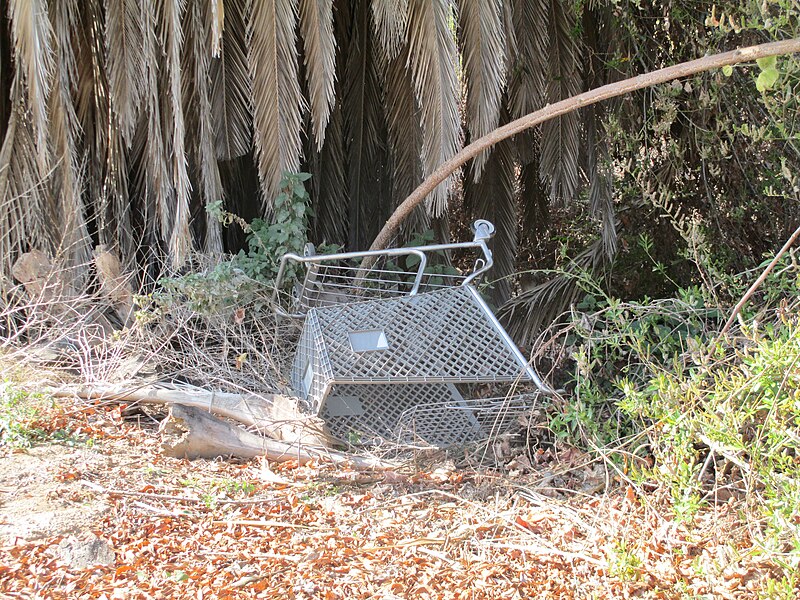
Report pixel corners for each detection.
[149,172,312,315]
[550,251,800,568]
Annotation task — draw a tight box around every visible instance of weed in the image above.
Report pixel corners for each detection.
[0,382,52,448]
[607,540,642,581]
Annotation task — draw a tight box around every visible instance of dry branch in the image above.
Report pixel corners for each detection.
[159,404,393,469]
[368,38,800,253]
[11,250,115,338]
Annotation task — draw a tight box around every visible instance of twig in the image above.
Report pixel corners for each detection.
[720,223,800,335]
[212,519,332,530]
[80,480,279,506]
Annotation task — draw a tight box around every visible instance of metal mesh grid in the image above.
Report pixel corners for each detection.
[301,287,528,394]
[295,257,467,309]
[317,383,534,447]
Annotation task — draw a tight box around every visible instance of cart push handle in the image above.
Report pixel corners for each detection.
[272,220,496,317]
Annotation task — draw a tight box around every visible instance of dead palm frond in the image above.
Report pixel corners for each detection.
[498,237,608,346]
[299,0,336,150]
[539,0,581,202]
[507,0,547,120]
[382,45,428,237]
[8,0,53,171]
[104,0,146,145]
[210,0,252,161]
[406,0,461,217]
[188,0,225,254]
[341,0,385,249]
[161,0,192,266]
[49,0,92,277]
[457,0,505,179]
[248,0,305,212]
[371,0,408,60]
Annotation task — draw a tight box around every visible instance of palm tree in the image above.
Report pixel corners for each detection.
[0,0,584,288]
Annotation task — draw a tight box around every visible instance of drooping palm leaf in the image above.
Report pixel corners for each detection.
[139,0,172,250]
[210,0,252,161]
[299,0,336,150]
[508,0,547,121]
[371,0,408,61]
[247,0,305,211]
[189,0,224,254]
[0,99,52,273]
[539,0,581,202]
[104,0,146,145]
[307,93,348,246]
[48,0,91,276]
[161,0,193,265]
[456,0,505,179]
[341,0,386,249]
[498,237,607,346]
[209,0,224,56]
[7,0,53,171]
[382,45,428,238]
[406,0,461,217]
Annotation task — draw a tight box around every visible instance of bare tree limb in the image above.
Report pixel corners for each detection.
[368,38,800,253]
[720,222,800,335]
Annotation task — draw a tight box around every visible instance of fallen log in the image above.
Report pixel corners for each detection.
[160,404,392,469]
[55,384,332,446]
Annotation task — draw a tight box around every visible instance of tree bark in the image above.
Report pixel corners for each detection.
[367,38,800,253]
[56,385,332,447]
[159,404,393,469]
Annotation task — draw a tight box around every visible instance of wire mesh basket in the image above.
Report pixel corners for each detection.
[279,220,551,447]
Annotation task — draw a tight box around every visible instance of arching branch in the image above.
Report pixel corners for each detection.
[368,38,800,253]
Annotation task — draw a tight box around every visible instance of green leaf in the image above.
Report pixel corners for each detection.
[756,55,777,70]
[722,65,733,77]
[756,67,780,92]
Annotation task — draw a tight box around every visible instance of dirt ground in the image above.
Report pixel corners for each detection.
[0,397,792,599]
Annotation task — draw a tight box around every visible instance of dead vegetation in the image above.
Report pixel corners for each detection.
[1,249,799,599]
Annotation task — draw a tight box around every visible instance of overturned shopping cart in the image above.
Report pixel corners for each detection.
[273,220,552,447]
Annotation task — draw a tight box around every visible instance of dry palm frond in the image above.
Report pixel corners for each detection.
[508,0,547,119]
[8,0,54,171]
[210,0,252,161]
[539,0,581,203]
[371,0,409,61]
[342,0,385,249]
[407,0,461,217]
[0,104,52,275]
[382,45,428,237]
[457,0,505,179]
[140,0,172,249]
[499,238,608,346]
[49,0,92,278]
[190,1,224,255]
[586,107,617,262]
[299,0,337,150]
[247,0,305,212]
[161,0,193,266]
[307,94,348,246]
[209,0,225,56]
[521,158,549,234]
[104,0,146,145]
